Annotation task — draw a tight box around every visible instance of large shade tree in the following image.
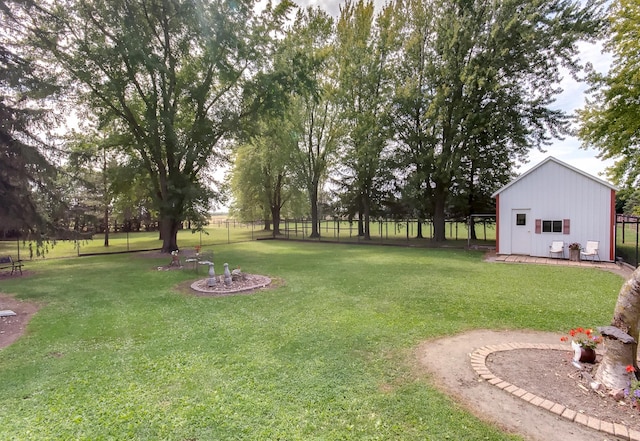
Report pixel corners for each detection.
[392,0,605,241]
[18,0,292,251]
[288,7,342,238]
[334,0,395,240]
[230,118,301,235]
[0,0,59,233]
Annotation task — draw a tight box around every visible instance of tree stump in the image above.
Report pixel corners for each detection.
[595,268,640,390]
[596,326,637,389]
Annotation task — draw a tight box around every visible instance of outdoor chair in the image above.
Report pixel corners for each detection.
[580,240,600,262]
[549,241,564,259]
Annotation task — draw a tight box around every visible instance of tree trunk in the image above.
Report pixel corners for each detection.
[102,148,109,247]
[309,185,320,238]
[362,197,371,241]
[103,205,109,247]
[432,185,447,242]
[469,216,477,241]
[269,181,281,236]
[595,267,640,390]
[357,217,365,237]
[468,173,477,241]
[271,205,281,236]
[415,219,423,239]
[160,217,180,253]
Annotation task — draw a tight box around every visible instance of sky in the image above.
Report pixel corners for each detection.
[290,0,615,183]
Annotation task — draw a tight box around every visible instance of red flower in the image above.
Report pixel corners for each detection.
[560,336,568,342]
[561,327,602,350]
[627,365,636,373]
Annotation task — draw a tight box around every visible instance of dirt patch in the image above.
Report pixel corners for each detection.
[416,329,633,441]
[190,274,271,295]
[0,269,35,280]
[0,293,39,350]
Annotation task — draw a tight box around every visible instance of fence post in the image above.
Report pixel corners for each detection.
[636,219,639,268]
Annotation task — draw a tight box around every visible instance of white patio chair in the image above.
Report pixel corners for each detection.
[549,241,564,259]
[580,240,600,262]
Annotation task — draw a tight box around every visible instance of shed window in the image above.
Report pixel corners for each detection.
[542,220,563,233]
[516,214,526,226]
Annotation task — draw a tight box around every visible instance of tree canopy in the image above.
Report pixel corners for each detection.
[0,0,59,233]
[334,0,395,239]
[578,0,640,188]
[391,0,605,241]
[1,0,610,246]
[15,0,292,251]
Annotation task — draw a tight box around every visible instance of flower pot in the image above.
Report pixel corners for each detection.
[571,340,596,363]
[569,249,580,261]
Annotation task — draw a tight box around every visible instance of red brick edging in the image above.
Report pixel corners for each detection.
[471,343,640,441]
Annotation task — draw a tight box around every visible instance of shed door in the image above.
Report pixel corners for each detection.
[511,209,531,255]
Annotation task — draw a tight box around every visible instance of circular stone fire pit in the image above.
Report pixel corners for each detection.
[190,274,272,296]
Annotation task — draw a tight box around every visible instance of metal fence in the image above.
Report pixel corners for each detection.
[0,217,499,261]
[279,217,496,247]
[617,215,640,268]
[0,220,271,260]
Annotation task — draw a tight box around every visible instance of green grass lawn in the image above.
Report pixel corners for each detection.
[0,241,624,440]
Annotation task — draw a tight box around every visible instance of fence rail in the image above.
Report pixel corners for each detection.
[0,217,499,261]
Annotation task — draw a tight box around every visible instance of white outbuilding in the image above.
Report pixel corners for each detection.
[491,156,617,261]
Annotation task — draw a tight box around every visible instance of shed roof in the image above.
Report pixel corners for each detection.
[491,156,617,198]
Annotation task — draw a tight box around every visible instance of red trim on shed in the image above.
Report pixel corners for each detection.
[610,189,616,261]
[535,219,541,234]
[495,195,500,253]
[563,219,570,234]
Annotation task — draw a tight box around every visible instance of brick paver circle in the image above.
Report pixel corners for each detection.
[471,343,640,441]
